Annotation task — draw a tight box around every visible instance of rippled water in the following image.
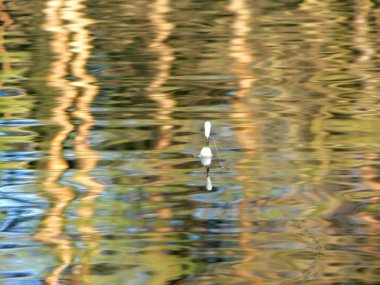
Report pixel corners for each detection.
[1,0,380,284]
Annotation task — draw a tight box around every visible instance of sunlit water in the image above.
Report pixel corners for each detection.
[1,0,380,284]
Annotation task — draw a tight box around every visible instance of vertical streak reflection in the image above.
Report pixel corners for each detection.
[64,0,103,280]
[148,0,176,150]
[352,0,377,95]
[127,1,183,283]
[148,0,175,221]
[354,1,380,231]
[0,0,13,85]
[228,0,255,92]
[35,1,76,284]
[227,0,256,152]
[35,0,101,283]
[227,0,261,283]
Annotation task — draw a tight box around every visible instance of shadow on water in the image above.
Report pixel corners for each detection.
[0,0,380,284]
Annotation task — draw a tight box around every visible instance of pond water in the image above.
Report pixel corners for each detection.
[1,0,380,284]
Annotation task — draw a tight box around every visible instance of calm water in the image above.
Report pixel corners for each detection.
[0,0,380,284]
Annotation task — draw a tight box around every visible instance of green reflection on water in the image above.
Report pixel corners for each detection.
[0,0,380,284]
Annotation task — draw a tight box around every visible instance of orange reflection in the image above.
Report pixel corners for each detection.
[228,0,255,93]
[35,0,101,283]
[148,0,176,150]
[228,0,257,152]
[148,0,175,230]
[227,0,260,283]
[360,155,380,235]
[351,0,379,236]
[351,0,380,119]
[66,0,103,279]
[34,1,76,284]
[0,0,13,86]
[353,0,374,62]
[123,1,183,284]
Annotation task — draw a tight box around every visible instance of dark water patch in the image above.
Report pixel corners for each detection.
[0,272,33,279]
[89,263,139,276]
[170,274,252,285]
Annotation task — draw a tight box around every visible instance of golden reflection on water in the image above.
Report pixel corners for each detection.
[352,0,380,238]
[128,1,183,284]
[0,0,13,86]
[2,0,380,284]
[35,2,75,284]
[34,0,102,283]
[67,0,103,281]
[352,0,378,97]
[148,0,176,150]
[226,0,260,284]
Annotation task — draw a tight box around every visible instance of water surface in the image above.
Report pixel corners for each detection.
[1,0,380,284]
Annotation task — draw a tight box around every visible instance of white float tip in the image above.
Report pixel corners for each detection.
[204,121,211,139]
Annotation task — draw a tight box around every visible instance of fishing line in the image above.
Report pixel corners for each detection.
[211,137,224,168]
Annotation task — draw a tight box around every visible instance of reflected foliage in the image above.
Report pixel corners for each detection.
[0,0,380,284]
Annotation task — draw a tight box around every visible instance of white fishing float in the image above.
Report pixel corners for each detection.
[199,147,213,166]
[199,121,213,166]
